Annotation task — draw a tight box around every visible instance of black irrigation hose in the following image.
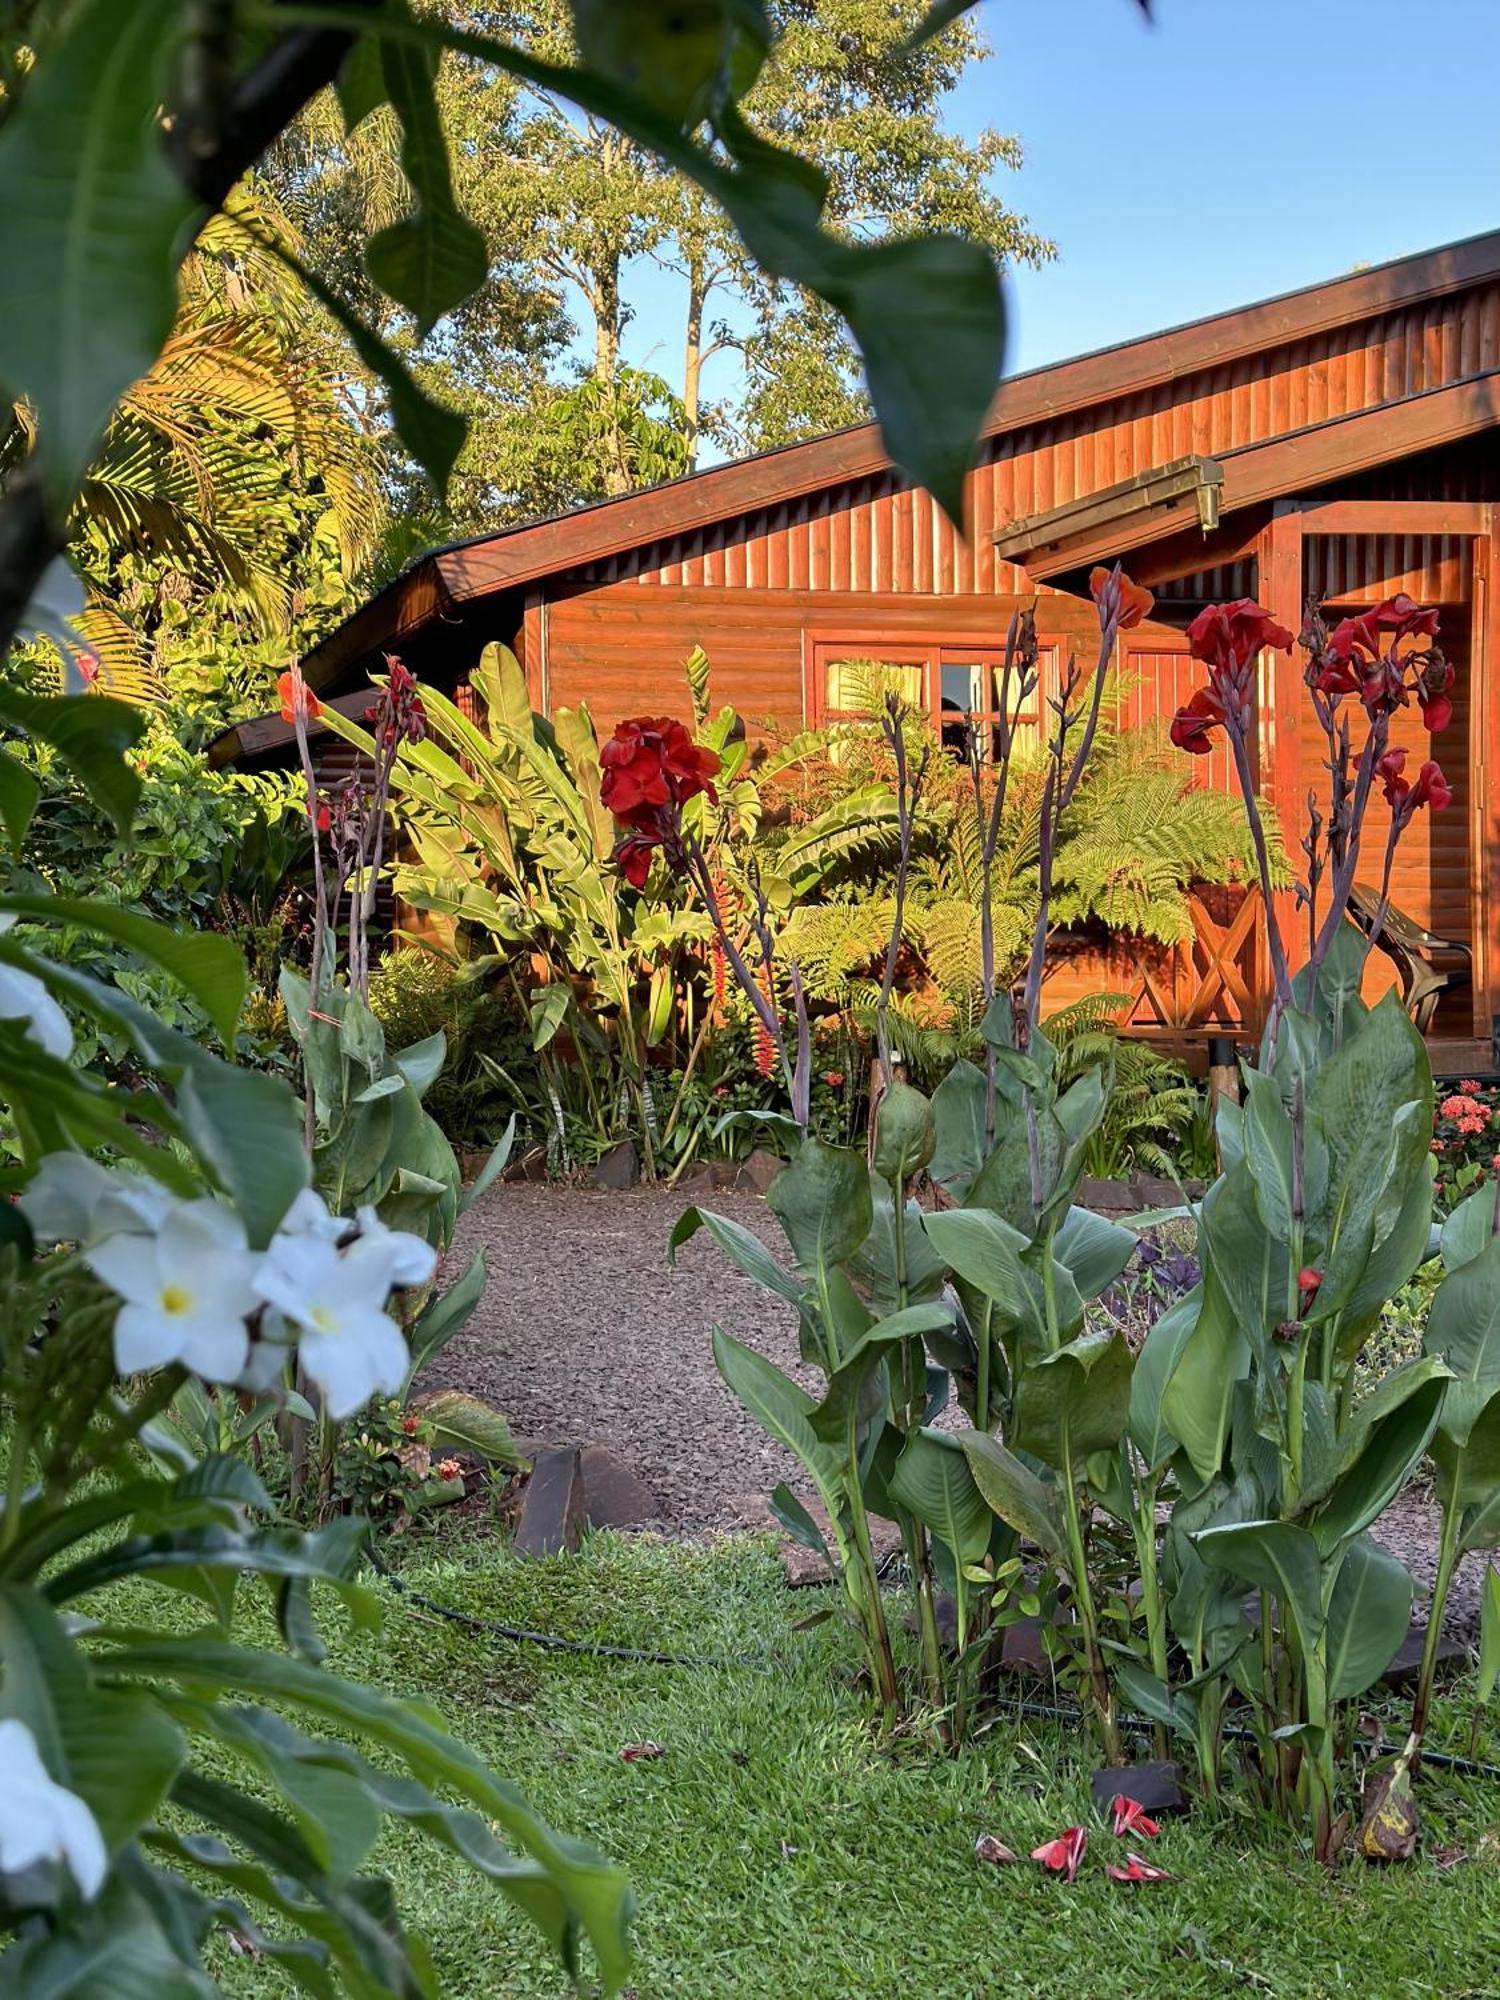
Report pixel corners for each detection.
[365,1547,771,1672]
[366,1555,1500,1779]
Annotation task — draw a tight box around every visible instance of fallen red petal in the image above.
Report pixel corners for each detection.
[1031,1826,1087,1882]
[1105,1852,1176,1883]
[1109,1794,1162,1838]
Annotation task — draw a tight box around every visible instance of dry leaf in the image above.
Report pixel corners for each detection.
[1358,1762,1418,1862]
[974,1833,1019,1865]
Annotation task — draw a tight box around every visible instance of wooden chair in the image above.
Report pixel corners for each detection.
[1347,884,1471,1033]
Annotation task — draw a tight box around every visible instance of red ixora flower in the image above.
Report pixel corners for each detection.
[1109,1795,1161,1839]
[1089,564,1155,632]
[1031,1826,1087,1883]
[278,669,323,725]
[436,1457,462,1481]
[1105,1852,1176,1884]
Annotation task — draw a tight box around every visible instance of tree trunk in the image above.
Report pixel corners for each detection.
[683,264,704,472]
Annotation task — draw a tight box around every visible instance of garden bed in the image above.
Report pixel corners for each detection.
[426,1183,1495,1634]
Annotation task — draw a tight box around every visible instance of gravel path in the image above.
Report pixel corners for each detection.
[426,1183,1493,1631]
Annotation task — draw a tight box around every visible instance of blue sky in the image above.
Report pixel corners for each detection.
[614,0,1500,430]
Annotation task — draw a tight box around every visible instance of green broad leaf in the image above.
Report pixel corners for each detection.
[1312,1384,1448,1552]
[0,893,246,1047]
[1193,1519,1326,1652]
[899,0,985,56]
[967,1100,1066,1235]
[871,1081,936,1185]
[1012,1328,1134,1471]
[1128,1289,1196,1473]
[367,11,488,332]
[0,745,40,854]
[849,1175,948,1310]
[458,1117,516,1215]
[166,1772,431,1996]
[1290,921,1369,1040]
[0,686,144,831]
[829,1301,955,1378]
[1242,1070,1326,1242]
[337,29,389,130]
[889,1428,989,1567]
[766,1138,872,1275]
[530,982,571,1052]
[1441,1185,1495,1272]
[571,0,772,123]
[1053,1206,1137,1302]
[407,1248,487,1375]
[0,0,195,498]
[417,1388,527,1468]
[1327,1162,1437,1355]
[927,1057,987,1197]
[1330,1360,1452,1485]
[280,245,466,500]
[1432,1390,1500,1545]
[0,1583,185,1858]
[0,1874,221,2000]
[959,1429,1065,1561]
[94,1638,634,1992]
[1326,1535,1413,1700]
[713,1326,846,1520]
[1112,1658,1197,1735]
[182,1703,383,1886]
[1161,1274,1250,1484]
[768,1483,829,1562]
[1479,1565,1500,1702]
[669,1205,804,1303]
[1425,1234,1500,1433]
[392,1030,447,1101]
[921,1206,1039,1340]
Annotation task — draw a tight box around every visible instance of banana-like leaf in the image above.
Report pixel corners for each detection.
[416,1389,527,1469]
[1194,1519,1325,1652]
[1326,1536,1413,1700]
[959,1429,1065,1561]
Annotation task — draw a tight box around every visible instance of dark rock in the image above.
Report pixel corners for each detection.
[1090,1760,1186,1815]
[503,1143,548,1184]
[1379,1618,1470,1689]
[1079,1177,1135,1215]
[711,1160,740,1190]
[591,1141,640,1191]
[513,1448,587,1556]
[738,1147,783,1196]
[674,1164,717,1199]
[999,1616,1049,1675]
[579,1444,663,1529]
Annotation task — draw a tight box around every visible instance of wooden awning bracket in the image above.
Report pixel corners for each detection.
[992,454,1225,564]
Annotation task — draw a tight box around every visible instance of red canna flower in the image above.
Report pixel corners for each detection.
[278,670,323,725]
[1186,598,1294,676]
[1089,564,1155,632]
[615,830,661,889]
[1169,685,1228,755]
[75,648,100,685]
[1031,1826,1087,1882]
[1298,1266,1323,1297]
[314,800,332,834]
[1368,593,1442,641]
[1105,1852,1176,1883]
[1410,759,1453,813]
[1109,1795,1161,1839]
[601,716,720,825]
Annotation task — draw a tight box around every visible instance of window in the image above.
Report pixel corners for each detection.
[810,634,1056,761]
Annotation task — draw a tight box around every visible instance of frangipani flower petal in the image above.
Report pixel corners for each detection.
[0,1718,107,1899]
[1108,1795,1161,1839]
[1105,1852,1176,1883]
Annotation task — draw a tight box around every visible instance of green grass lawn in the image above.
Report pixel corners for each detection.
[211,1531,1500,2000]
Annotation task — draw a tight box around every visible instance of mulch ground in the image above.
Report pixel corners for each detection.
[425,1182,1494,1632]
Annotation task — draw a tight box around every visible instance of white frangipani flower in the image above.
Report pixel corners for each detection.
[273,1185,346,1243]
[0,1718,107,1899]
[87,1197,260,1383]
[18,1152,172,1247]
[353,1204,437,1289]
[253,1232,409,1420]
[0,915,72,1063]
[238,1309,297,1393]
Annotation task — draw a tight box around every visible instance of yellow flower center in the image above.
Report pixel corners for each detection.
[311,1305,337,1334]
[160,1283,192,1316]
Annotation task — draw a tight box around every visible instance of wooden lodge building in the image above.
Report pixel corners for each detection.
[213,231,1500,1070]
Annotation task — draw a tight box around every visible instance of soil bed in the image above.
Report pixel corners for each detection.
[427,1182,1493,1630]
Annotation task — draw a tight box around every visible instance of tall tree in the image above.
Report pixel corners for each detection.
[267,0,1046,522]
